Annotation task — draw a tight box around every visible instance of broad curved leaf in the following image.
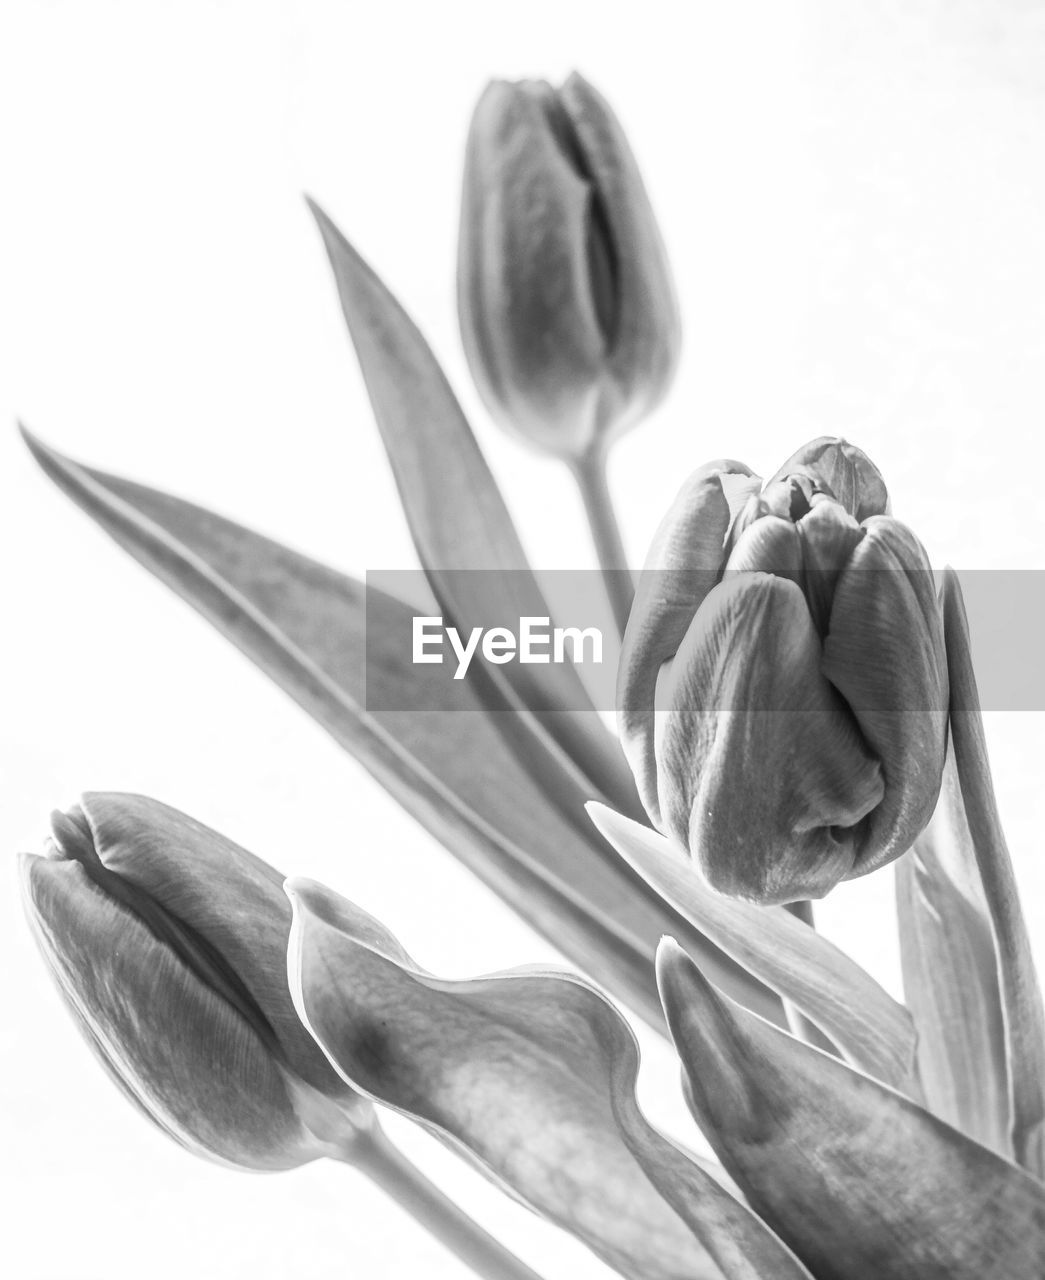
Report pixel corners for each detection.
[288,877,812,1280]
[658,938,1045,1280]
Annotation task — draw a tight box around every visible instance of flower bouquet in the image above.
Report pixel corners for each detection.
[18,72,1045,1279]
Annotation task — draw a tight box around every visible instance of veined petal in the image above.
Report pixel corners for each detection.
[288,877,806,1280]
[658,939,1045,1280]
[822,516,948,874]
[618,461,759,821]
[78,793,353,1107]
[658,573,883,903]
[21,853,316,1171]
[558,72,681,430]
[766,437,889,522]
[459,79,610,452]
[794,498,864,635]
[723,516,802,580]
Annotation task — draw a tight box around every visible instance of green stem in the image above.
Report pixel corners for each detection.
[348,1128,546,1280]
[571,447,634,641]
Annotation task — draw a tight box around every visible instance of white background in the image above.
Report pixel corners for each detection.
[4,2,1045,1276]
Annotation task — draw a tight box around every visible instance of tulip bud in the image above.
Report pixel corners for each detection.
[618,437,948,904]
[458,72,680,462]
[20,793,374,1170]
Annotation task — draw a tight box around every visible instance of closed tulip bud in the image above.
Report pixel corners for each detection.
[20,793,374,1170]
[618,437,948,904]
[458,72,680,463]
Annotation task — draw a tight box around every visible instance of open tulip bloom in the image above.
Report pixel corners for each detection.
[17,71,1045,1280]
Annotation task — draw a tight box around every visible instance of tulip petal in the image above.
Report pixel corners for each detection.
[618,461,760,821]
[558,73,681,426]
[588,805,919,1094]
[793,498,864,635]
[766,437,889,522]
[659,573,884,902]
[723,516,802,580]
[19,433,782,1032]
[822,515,948,874]
[458,80,611,451]
[73,793,356,1106]
[658,938,1045,1280]
[21,852,317,1171]
[905,570,1045,1176]
[288,877,810,1280]
[306,200,638,814]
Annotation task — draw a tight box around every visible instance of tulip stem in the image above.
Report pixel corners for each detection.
[572,448,634,640]
[350,1127,547,1280]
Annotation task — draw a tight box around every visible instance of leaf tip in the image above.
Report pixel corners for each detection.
[283,874,320,917]
[17,420,55,467]
[303,192,331,234]
[655,933,691,995]
[655,936,721,1045]
[304,195,354,269]
[584,799,612,834]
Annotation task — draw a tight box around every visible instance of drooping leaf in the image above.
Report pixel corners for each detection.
[20,428,783,1031]
[588,804,918,1094]
[904,569,1045,1175]
[287,877,812,1280]
[658,938,1045,1280]
[307,198,640,814]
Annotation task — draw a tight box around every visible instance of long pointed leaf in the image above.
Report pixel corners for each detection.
[589,804,919,1095]
[288,877,812,1280]
[896,752,1011,1157]
[307,198,640,814]
[658,938,1045,1280]
[938,569,1045,1173]
[20,427,783,1030]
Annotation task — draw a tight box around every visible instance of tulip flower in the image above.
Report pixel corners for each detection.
[20,792,372,1169]
[458,72,680,634]
[618,437,949,903]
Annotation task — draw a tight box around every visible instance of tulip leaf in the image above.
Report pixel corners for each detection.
[900,570,1045,1176]
[588,804,919,1095]
[895,763,1012,1159]
[287,877,813,1280]
[20,428,784,1033]
[307,198,640,815]
[658,938,1045,1280]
